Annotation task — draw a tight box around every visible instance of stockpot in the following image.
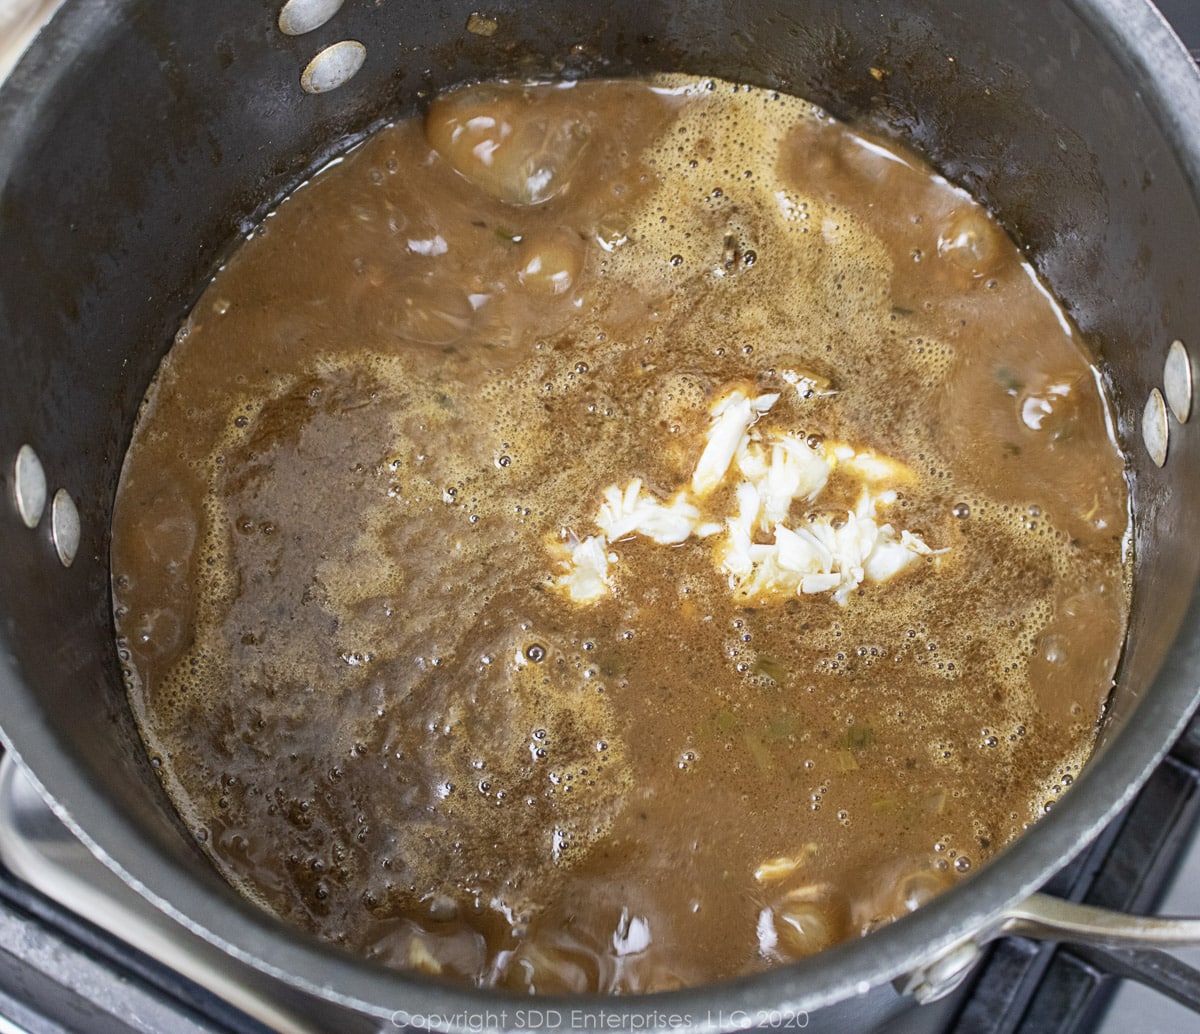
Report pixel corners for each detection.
[2,0,1200,1030]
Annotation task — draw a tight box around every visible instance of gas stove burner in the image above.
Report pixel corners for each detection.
[0,756,326,1034]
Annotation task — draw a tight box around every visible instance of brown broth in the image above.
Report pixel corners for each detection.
[110,76,1130,992]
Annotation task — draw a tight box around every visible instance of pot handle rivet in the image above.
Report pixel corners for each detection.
[12,445,47,529]
[300,40,365,95]
[51,489,80,568]
[1164,339,1193,424]
[278,0,345,37]
[1142,388,1169,467]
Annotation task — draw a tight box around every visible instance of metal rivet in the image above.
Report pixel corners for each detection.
[13,445,47,529]
[1142,388,1169,468]
[51,489,80,568]
[278,0,344,36]
[1164,339,1193,424]
[300,40,365,94]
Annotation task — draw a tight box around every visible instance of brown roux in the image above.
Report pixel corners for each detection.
[110,76,1130,992]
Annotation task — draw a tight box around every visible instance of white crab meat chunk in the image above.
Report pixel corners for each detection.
[596,479,701,545]
[721,490,942,605]
[800,572,843,594]
[863,537,921,583]
[691,390,780,497]
[734,434,830,529]
[546,378,946,608]
[780,368,837,400]
[759,435,831,526]
[829,444,914,484]
[550,534,613,603]
[774,523,834,574]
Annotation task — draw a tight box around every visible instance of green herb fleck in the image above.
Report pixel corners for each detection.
[843,724,874,751]
[996,366,1023,394]
[755,656,787,684]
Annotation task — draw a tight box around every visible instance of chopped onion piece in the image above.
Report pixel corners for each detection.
[754,857,802,884]
[753,845,818,884]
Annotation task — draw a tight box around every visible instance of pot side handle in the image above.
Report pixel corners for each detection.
[1002,893,1200,1011]
[1000,892,1200,947]
[901,893,1200,1008]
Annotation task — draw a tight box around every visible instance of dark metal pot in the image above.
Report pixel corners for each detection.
[2,0,1200,1030]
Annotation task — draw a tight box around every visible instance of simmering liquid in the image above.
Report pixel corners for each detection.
[111,76,1130,992]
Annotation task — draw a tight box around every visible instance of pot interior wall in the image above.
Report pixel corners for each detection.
[0,0,1198,988]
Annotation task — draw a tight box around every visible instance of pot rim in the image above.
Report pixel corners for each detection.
[2,0,1200,1027]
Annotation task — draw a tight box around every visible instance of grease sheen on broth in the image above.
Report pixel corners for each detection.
[111,76,1130,992]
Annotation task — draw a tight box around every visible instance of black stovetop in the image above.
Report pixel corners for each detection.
[1155,0,1200,60]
